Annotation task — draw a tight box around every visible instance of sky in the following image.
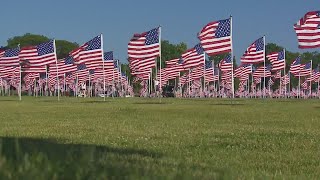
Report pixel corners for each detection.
[1,0,319,63]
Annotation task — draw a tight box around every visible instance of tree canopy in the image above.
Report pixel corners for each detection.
[6,33,79,59]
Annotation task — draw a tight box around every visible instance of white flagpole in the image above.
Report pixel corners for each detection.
[88,70,91,98]
[310,60,312,98]
[101,34,105,101]
[53,40,60,101]
[230,16,235,99]
[298,74,301,99]
[203,53,206,95]
[159,26,162,100]
[19,66,22,101]
[64,73,66,97]
[263,36,266,98]
[284,49,286,98]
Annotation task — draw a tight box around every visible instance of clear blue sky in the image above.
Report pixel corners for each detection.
[1,1,318,63]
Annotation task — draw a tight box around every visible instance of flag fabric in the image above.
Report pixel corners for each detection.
[49,56,77,76]
[253,65,271,77]
[289,56,302,74]
[272,71,281,79]
[19,40,57,66]
[299,62,312,76]
[198,18,232,56]
[311,67,320,82]
[219,54,232,72]
[0,47,20,67]
[267,50,286,71]
[181,44,205,69]
[103,51,115,69]
[128,27,160,60]
[241,37,265,64]
[70,35,103,70]
[293,11,320,49]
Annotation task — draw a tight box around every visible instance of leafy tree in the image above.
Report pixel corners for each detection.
[55,40,78,59]
[6,33,78,59]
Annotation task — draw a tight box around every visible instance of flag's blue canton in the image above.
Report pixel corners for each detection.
[121,72,126,77]
[40,72,47,79]
[216,19,231,38]
[214,67,219,75]
[77,64,86,70]
[266,64,272,71]
[145,28,159,45]
[178,58,184,64]
[86,36,101,51]
[294,56,301,65]
[89,70,95,74]
[278,51,284,60]
[37,40,54,56]
[242,64,252,68]
[224,54,232,63]
[252,66,257,72]
[205,61,212,69]
[4,47,19,57]
[304,62,311,69]
[114,60,118,68]
[194,44,204,55]
[255,38,264,51]
[64,56,74,65]
[317,11,320,17]
[104,51,113,61]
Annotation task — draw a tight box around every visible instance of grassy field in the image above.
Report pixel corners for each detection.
[0,96,319,179]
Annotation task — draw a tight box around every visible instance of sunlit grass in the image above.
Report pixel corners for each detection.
[0,96,319,179]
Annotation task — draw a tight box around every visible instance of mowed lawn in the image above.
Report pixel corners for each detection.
[0,97,319,179]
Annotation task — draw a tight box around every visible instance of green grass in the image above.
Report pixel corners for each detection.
[0,96,319,179]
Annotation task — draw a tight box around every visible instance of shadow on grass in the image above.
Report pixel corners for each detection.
[0,99,19,102]
[209,103,245,106]
[132,102,170,105]
[80,100,112,103]
[0,137,162,179]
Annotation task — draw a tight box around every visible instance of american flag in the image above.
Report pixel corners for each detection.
[198,18,232,56]
[76,64,89,82]
[289,56,302,74]
[22,66,47,73]
[234,64,252,77]
[272,71,281,79]
[0,66,15,78]
[204,61,214,82]
[128,28,159,72]
[311,66,320,82]
[190,66,204,80]
[268,78,274,86]
[49,56,77,76]
[70,35,103,70]
[181,44,205,69]
[19,40,57,66]
[219,54,232,72]
[128,27,159,60]
[299,62,312,76]
[252,65,272,77]
[294,11,320,49]
[267,50,285,71]
[103,51,115,69]
[281,73,290,85]
[0,47,20,67]
[241,37,265,64]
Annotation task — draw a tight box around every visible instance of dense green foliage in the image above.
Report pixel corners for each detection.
[6,33,79,59]
[0,97,319,179]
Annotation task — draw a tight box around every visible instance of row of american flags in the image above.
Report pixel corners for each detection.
[128,11,319,98]
[0,11,319,99]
